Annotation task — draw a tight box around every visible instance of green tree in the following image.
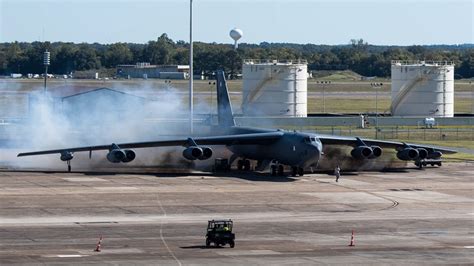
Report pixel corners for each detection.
[104,43,133,68]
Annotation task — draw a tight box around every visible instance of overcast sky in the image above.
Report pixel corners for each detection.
[0,0,472,45]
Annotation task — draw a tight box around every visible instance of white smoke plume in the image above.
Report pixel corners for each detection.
[0,81,220,172]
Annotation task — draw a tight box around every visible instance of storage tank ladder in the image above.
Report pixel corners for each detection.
[244,67,283,104]
[391,67,432,114]
[442,70,446,116]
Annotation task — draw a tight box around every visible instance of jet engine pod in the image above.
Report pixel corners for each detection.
[182,146,203,160]
[198,147,213,160]
[370,146,383,158]
[416,148,428,159]
[396,148,419,161]
[351,146,373,159]
[107,149,126,163]
[60,152,73,161]
[427,151,442,159]
[121,149,136,163]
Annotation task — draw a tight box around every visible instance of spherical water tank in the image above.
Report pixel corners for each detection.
[391,60,454,117]
[242,59,307,117]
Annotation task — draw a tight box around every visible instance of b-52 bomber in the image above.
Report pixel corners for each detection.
[18,71,456,176]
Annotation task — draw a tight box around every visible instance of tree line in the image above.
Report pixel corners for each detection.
[0,34,472,79]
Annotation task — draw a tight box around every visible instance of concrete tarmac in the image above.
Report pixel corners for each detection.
[0,163,473,265]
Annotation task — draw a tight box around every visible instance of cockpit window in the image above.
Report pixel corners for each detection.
[310,137,316,142]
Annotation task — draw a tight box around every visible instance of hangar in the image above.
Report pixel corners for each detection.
[59,87,147,126]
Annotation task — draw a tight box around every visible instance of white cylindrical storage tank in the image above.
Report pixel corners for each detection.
[391,60,454,117]
[242,59,307,117]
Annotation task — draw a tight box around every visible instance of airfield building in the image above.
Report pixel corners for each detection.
[117,63,189,79]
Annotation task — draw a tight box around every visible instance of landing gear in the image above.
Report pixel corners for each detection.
[271,165,277,176]
[298,167,304,176]
[67,160,72,172]
[270,163,286,176]
[291,166,298,177]
[237,159,251,171]
[237,160,243,170]
[291,166,304,177]
[277,165,284,176]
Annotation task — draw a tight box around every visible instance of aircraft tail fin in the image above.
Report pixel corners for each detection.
[215,70,235,127]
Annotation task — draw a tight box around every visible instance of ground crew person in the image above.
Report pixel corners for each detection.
[223,223,230,232]
[335,165,341,182]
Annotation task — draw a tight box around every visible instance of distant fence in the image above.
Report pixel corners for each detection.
[301,127,474,141]
[235,116,474,127]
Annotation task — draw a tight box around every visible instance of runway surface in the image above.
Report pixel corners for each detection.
[0,163,473,265]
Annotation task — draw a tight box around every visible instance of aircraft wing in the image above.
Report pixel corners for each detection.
[317,134,457,154]
[17,131,284,157]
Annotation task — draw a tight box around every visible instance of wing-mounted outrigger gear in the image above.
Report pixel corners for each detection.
[60,151,74,172]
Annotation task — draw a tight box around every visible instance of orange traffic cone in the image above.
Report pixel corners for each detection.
[94,235,103,252]
[349,230,355,247]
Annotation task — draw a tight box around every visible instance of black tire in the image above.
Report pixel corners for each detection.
[230,240,235,248]
[206,238,211,248]
[237,160,243,171]
[271,165,277,176]
[68,165,71,172]
[298,167,304,176]
[291,166,298,177]
[277,165,284,176]
[244,160,251,171]
[438,162,442,166]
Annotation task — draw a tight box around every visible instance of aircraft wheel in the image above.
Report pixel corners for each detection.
[291,166,298,177]
[277,165,284,176]
[298,167,304,176]
[243,160,251,171]
[271,165,277,176]
[237,160,243,171]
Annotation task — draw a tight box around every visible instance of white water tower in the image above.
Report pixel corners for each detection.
[229,28,243,49]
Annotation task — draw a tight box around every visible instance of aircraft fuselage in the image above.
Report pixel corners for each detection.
[225,127,322,168]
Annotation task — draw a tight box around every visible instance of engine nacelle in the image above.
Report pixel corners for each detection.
[121,149,136,163]
[182,146,203,160]
[60,152,73,161]
[396,148,419,161]
[198,147,213,160]
[107,149,126,163]
[351,146,373,159]
[369,146,383,159]
[416,148,428,159]
[427,151,442,159]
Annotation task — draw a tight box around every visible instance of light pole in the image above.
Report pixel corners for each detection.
[189,0,194,134]
[43,51,50,93]
[470,81,473,114]
[371,82,383,139]
[317,80,331,113]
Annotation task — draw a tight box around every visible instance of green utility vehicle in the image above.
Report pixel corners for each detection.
[206,219,235,248]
